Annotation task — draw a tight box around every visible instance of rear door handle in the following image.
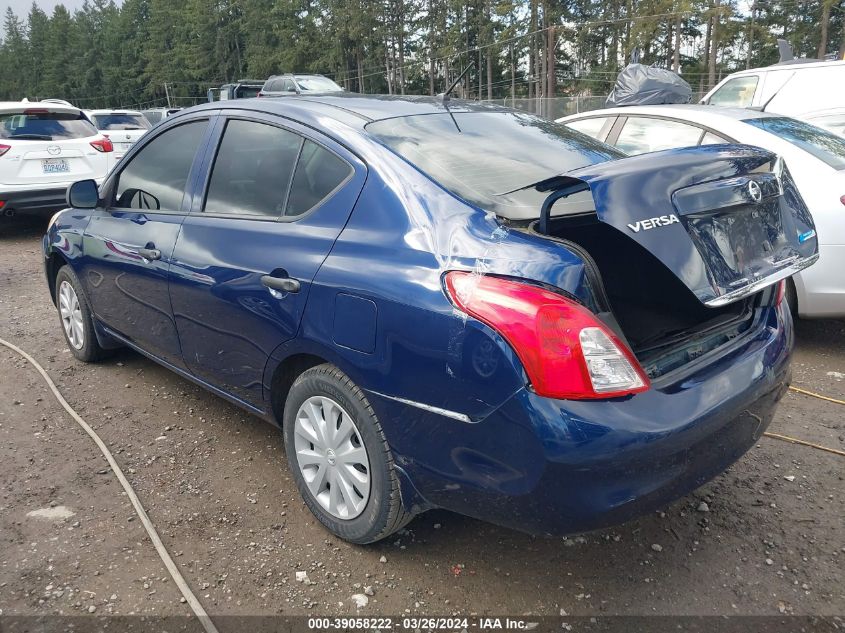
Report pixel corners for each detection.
[261,275,300,294]
[137,247,161,261]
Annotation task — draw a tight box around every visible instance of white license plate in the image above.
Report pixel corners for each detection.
[115,142,133,151]
[41,158,70,174]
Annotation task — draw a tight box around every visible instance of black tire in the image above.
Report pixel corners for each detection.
[283,364,413,544]
[786,278,799,320]
[54,265,108,363]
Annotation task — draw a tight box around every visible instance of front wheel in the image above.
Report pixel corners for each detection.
[283,364,412,543]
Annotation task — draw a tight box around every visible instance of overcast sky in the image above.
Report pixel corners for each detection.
[2,0,107,19]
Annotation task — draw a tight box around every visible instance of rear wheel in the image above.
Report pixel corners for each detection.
[55,265,107,362]
[283,364,412,543]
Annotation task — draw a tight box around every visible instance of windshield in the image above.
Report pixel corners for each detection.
[0,110,97,140]
[294,76,343,92]
[366,110,623,218]
[92,113,151,131]
[743,116,845,170]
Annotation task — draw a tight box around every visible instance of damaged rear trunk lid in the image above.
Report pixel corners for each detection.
[534,145,818,307]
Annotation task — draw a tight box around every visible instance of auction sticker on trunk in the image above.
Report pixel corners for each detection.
[41,158,70,174]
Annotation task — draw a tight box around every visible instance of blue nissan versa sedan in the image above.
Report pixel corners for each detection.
[43,95,818,543]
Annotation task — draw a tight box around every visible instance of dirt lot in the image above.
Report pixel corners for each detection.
[1,216,843,625]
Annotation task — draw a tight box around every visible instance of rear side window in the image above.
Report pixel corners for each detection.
[708,76,758,107]
[92,114,150,131]
[286,140,352,216]
[114,121,207,211]
[0,110,97,140]
[204,119,303,217]
[743,116,845,169]
[615,117,703,155]
[565,117,611,140]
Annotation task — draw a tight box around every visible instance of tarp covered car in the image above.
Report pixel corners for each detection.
[606,64,692,106]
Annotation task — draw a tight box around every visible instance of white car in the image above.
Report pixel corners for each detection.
[802,108,845,137]
[0,101,111,222]
[141,107,182,126]
[86,109,151,166]
[701,59,845,119]
[558,104,845,318]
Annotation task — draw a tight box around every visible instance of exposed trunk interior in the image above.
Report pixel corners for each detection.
[533,213,762,379]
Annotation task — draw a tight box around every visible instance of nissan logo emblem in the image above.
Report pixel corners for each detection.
[47,145,61,156]
[748,180,762,203]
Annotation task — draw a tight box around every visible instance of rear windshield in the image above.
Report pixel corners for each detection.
[92,113,151,131]
[366,110,623,218]
[743,116,845,170]
[0,110,97,140]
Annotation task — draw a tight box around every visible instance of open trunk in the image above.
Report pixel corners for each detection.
[525,145,819,378]
[533,215,759,378]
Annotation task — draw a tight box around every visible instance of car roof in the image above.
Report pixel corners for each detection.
[0,101,80,114]
[559,104,782,126]
[88,109,144,115]
[723,59,845,76]
[181,93,511,128]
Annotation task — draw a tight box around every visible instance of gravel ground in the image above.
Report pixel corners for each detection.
[1,216,843,624]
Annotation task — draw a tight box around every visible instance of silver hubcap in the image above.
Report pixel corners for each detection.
[58,281,84,350]
[294,396,370,520]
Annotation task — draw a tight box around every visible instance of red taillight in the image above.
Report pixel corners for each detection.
[0,143,10,157]
[840,195,845,207]
[775,279,786,306]
[23,108,49,115]
[0,200,5,209]
[444,272,649,400]
[90,137,113,153]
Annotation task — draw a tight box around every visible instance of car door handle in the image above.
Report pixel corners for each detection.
[261,275,300,294]
[137,247,161,261]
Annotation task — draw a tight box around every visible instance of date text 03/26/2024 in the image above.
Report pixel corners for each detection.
[308,617,538,630]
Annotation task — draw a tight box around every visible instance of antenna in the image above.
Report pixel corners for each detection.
[760,71,795,112]
[439,60,477,103]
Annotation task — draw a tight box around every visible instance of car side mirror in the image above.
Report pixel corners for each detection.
[67,179,99,209]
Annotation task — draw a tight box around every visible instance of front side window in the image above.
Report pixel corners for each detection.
[114,120,207,211]
[743,116,845,169]
[615,117,703,155]
[204,119,303,217]
[708,76,759,107]
[0,110,97,140]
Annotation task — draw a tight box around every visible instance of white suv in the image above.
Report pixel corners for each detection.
[86,109,151,168]
[0,101,111,221]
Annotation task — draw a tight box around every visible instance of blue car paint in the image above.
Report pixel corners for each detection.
[44,96,803,535]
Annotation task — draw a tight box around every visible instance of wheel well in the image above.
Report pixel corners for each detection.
[45,252,69,305]
[270,353,327,425]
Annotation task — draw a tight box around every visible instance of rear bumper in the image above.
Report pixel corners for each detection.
[373,303,793,535]
[0,186,67,217]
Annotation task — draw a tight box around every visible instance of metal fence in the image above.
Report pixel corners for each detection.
[482,93,707,120]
